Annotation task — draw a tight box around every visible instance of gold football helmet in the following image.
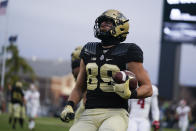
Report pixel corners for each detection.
[71,46,82,69]
[94,9,129,42]
[71,46,82,62]
[15,81,23,88]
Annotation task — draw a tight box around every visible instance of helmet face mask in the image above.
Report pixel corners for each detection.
[94,9,129,43]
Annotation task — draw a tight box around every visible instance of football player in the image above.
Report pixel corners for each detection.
[127,85,160,131]
[71,46,86,123]
[25,84,40,131]
[11,81,25,129]
[176,99,192,131]
[60,9,153,131]
[7,84,13,124]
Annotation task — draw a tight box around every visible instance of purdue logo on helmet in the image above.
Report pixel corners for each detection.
[94,9,129,42]
[71,46,82,69]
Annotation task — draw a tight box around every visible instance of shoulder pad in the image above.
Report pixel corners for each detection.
[111,43,132,56]
[83,42,99,55]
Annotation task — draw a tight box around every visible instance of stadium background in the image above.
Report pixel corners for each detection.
[0,0,196,130]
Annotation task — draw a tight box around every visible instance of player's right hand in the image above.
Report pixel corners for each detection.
[60,105,75,122]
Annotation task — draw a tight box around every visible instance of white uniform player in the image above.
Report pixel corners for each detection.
[176,99,191,131]
[25,84,40,130]
[127,85,160,131]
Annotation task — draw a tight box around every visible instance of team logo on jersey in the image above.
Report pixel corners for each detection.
[100,55,104,60]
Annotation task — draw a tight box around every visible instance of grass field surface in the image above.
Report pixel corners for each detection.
[0,113,72,131]
[0,113,178,131]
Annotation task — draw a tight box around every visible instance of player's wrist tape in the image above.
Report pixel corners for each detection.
[67,101,75,108]
[130,89,137,99]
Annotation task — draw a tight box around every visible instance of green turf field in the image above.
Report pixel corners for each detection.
[0,113,178,131]
[0,113,72,131]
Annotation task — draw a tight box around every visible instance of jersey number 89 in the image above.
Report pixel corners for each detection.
[86,63,120,92]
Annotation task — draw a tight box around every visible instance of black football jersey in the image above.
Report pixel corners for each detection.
[80,42,143,110]
[11,86,24,105]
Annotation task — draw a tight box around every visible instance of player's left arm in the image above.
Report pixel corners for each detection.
[127,62,152,98]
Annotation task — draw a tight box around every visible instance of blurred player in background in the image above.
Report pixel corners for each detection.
[71,46,87,123]
[60,9,152,131]
[7,84,13,124]
[176,99,192,131]
[11,81,25,129]
[127,85,160,131]
[25,84,40,131]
